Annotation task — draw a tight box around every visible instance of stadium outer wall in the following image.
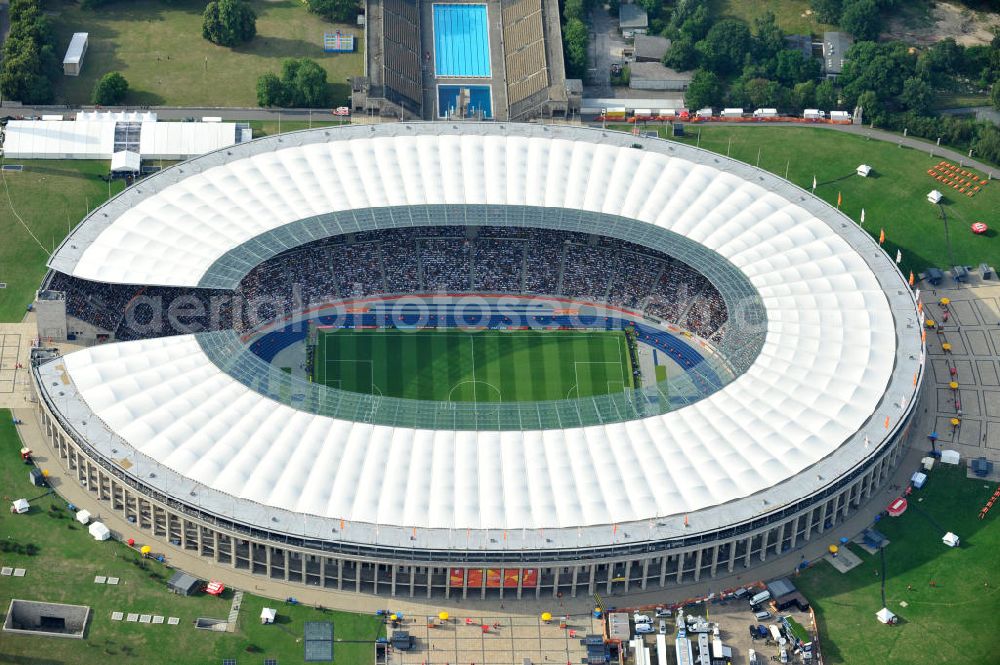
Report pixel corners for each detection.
[30,376,917,599]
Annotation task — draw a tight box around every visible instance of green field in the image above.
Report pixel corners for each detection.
[48,0,363,106]
[712,0,835,35]
[0,411,383,665]
[626,125,1000,274]
[314,328,635,402]
[796,464,1000,665]
[0,160,126,322]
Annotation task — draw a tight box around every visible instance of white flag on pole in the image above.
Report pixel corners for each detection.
[896,249,902,264]
[812,175,817,192]
[860,208,865,224]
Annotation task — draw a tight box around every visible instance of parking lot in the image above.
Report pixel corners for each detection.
[384,614,598,665]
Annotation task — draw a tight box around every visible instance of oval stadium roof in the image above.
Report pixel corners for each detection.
[41,124,924,547]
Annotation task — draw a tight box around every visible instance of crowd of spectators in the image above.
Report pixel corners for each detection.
[47,225,731,342]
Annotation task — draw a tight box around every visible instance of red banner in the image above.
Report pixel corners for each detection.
[449,568,465,588]
[467,569,483,588]
[521,569,538,588]
[486,569,502,588]
[503,569,519,588]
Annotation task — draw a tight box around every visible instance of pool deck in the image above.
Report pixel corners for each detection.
[421,0,508,120]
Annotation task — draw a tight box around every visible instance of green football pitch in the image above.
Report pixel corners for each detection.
[313,328,635,402]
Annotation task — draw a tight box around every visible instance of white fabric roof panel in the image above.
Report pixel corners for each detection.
[138,121,237,161]
[3,120,114,159]
[47,125,921,536]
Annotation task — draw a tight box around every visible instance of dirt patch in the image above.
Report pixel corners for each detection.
[884,1,1000,47]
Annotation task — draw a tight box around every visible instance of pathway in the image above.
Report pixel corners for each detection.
[227,590,244,632]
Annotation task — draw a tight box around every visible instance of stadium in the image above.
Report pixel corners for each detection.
[30,123,924,600]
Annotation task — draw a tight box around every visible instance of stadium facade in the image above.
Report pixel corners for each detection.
[31,124,923,599]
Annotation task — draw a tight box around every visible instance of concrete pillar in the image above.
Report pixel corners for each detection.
[265,546,272,577]
[571,566,580,598]
[516,567,524,599]
[641,558,650,590]
[693,548,704,582]
[623,560,632,592]
[775,522,786,555]
[789,516,800,550]
[588,565,596,595]
[426,567,433,599]
[676,553,685,584]
[709,544,720,578]
[412,566,418,598]
[659,556,668,588]
[743,537,753,568]
[818,502,830,534]
[759,530,769,562]
[553,567,561,598]
[337,559,343,590]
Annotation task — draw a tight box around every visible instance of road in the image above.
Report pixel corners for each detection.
[2,103,997,174]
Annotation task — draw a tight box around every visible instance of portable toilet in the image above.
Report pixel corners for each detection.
[857,164,872,177]
[910,472,927,489]
[927,190,943,204]
[942,532,959,547]
[11,498,29,514]
[76,509,92,525]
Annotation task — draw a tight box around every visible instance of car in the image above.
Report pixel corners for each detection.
[633,613,652,625]
[655,607,670,617]
[635,623,654,634]
[754,610,772,621]
[659,620,668,635]
[749,624,758,640]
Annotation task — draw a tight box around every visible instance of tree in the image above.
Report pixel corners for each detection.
[991,84,1000,112]
[281,58,329,107]
[744,77,783,108]
[563,18,588,78]
[775,49,820,86]
[668,0,711,41]
[0,0,57,103]
[684,69,721,110]
[838,41,915,108]
[840,0,881,42]
[256,58,330,108]
[752,11,784,61]
[792,80,817,109]
[564,0,589,23]
[202,0,256,47]
[696,18,751,75]
[856,89,880,121]
[972,124,1000,165]
[815,79,838,110]
[900,76,933,114]
[810,0,843,23]
[92,71,128,105]
[256,72,285,107]
[306,0,359,23]
[662,38,698,71]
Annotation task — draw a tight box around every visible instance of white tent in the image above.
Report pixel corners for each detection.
[76,509,92,524]
[876,608,897,624]
[11,498,29,514]
[111,150,141,173]
[941,450,960,465]
[89,521,111,541]
[927,190,943,204]
[857,164,872,177]
[942,532,959,548]
[260,607,277,624]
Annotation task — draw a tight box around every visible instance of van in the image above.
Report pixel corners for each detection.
[635,622,654,634]
[780,648,788,663]
[749,590,771,606]
[633,613,652,625]
[754,610,772,621]
[659,620,668,634]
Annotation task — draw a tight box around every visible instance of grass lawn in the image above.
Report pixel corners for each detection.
[247,118,345,137]
[0,410,383,665]
[0,160,125,322]
[315,328,635,401]
[622,125,1000,275]
[48,0,363,107]
[795,464,999,665]
[711,0,834,35]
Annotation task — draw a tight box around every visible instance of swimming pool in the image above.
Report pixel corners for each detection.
[437,84,493,118]
[433,4,491,78]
